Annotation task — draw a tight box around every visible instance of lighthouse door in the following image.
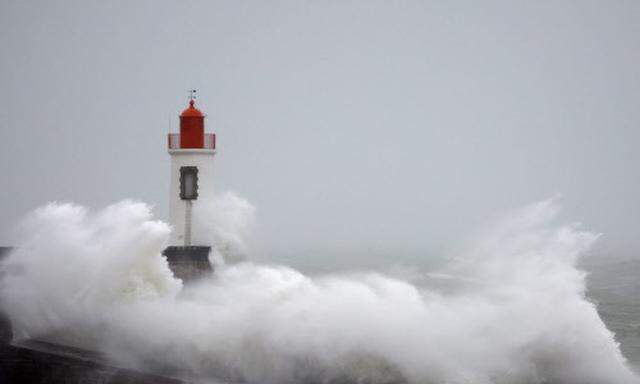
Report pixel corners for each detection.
[180,166,198,200]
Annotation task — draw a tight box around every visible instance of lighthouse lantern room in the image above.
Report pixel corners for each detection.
[167,91,216,248]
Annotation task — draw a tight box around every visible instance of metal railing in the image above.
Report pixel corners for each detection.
[167,133,216,150]
[168,133,180,149]
[204,133,216,149]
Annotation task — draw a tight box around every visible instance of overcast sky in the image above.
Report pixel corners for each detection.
[1,1,639,259]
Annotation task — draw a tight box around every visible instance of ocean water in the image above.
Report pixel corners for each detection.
[584,256,640,370]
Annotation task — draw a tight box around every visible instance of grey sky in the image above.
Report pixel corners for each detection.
[1,1,639,259]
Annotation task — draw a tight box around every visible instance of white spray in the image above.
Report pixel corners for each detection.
[0,196,636,384]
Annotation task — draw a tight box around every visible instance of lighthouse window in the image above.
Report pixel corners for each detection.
[180,166,198,200]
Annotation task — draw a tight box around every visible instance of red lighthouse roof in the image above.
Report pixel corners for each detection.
[179,99,205,148]
[168,94,215,150]
[180,99,204,118]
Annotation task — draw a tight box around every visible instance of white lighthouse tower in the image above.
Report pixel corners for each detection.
[164,92,216,281]
[168,93,216,246]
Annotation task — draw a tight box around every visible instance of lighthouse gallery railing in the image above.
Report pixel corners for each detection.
[167,133,216,150]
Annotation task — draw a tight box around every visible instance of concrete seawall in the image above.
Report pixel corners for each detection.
[0,341,186,384]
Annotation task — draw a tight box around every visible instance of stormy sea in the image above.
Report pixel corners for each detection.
[584,256,640,372]
[1,195,639,384]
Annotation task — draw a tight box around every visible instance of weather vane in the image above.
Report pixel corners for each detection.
[189,89,197,101]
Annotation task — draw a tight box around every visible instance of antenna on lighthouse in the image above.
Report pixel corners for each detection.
[189,89,197,101]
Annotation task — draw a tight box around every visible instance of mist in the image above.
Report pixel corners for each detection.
[2,1,640,259]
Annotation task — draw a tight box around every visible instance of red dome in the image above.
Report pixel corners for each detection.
[180,100,204,118]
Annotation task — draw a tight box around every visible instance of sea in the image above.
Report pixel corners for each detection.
[584,256,640,370]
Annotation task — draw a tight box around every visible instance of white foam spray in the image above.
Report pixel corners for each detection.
[193,191,256,265]
[0,197,637,384]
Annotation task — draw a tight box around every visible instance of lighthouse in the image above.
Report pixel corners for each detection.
[163,91,215,281]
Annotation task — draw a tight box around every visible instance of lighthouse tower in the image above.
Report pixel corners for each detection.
[168,94,216,245]
[164,92,215,281]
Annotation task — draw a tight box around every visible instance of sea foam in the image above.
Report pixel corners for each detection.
[0,196,636,384]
